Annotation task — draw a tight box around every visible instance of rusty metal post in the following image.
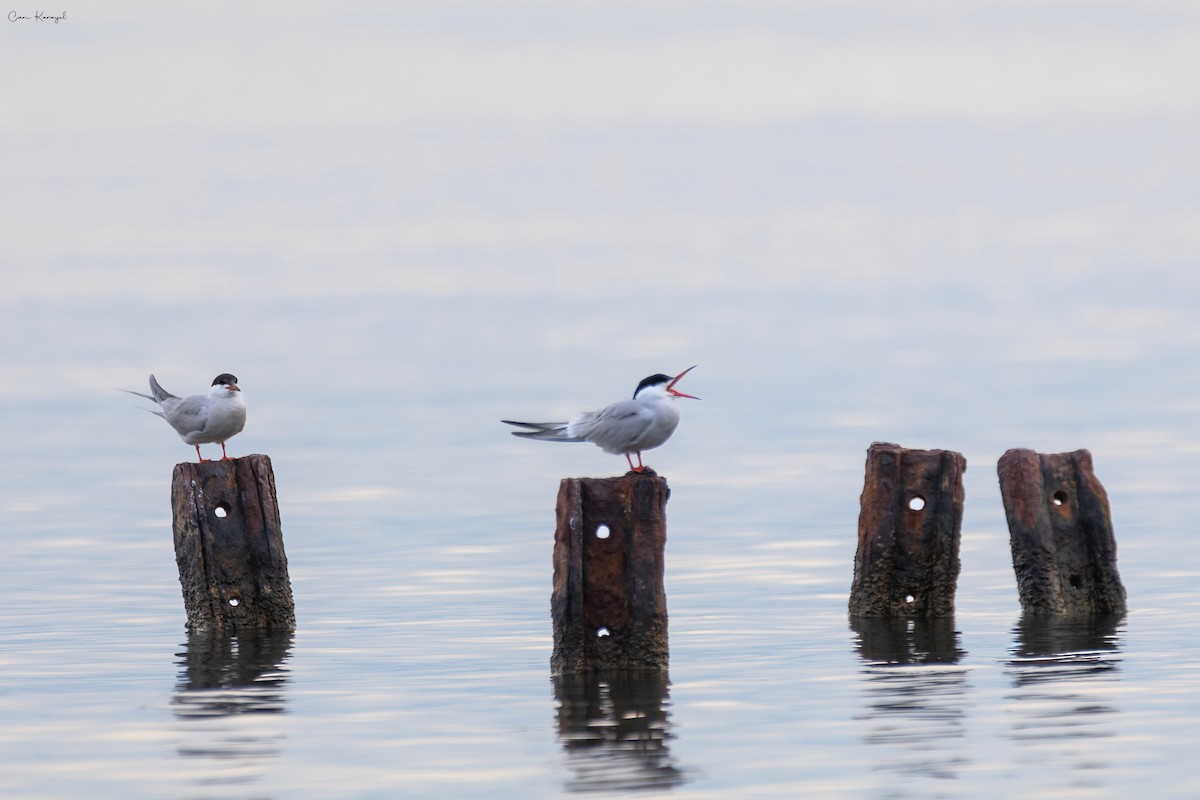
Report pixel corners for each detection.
[551,475,669,673]
[849,442,966,618]
[171,454,295,632]
[997,448,1126,615]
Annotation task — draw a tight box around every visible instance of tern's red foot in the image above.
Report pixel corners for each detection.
[625,466,658,477]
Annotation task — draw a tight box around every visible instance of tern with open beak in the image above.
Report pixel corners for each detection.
[124,373,247,462]
[503,366,700,473]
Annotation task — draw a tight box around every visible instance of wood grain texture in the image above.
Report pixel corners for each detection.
[552,474,669,673]
[850,442,965,618]
[171,454,295,632]
[997,448,1126,615]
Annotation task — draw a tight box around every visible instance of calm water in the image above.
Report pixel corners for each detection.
[4,2,1200,797]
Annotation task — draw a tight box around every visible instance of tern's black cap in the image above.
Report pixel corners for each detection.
[212,373,239,386]
[633,374,672,397]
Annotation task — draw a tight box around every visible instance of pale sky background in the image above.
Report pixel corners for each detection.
[6,1,1200,307]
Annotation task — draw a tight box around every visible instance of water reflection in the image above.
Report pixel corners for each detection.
[171,630,293,776]
[553,671,687,793]
[1005,615,1123,759]
[851,617,971,781]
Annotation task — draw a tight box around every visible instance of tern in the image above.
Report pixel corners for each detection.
[503,366,699,474]
[124,373,247,462]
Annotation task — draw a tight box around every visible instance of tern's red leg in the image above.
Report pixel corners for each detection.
[195,444,209,463]
[626,452,646,473]
[220,441,232,461]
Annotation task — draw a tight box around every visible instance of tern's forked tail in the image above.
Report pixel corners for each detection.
[122,374,177,406]
[501,420,585,442]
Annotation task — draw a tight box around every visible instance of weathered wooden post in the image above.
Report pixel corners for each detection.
[171,454,295,632]
[551,474,669,673]
[996,448,1126,615]
[849,442,966,618]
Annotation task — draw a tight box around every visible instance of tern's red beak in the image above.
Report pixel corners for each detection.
[666,365,700,399]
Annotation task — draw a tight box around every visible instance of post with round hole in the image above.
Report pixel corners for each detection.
[171,454,295,632]
[849,442,966,618]
[997,448,1126,615]
[551,474,670,673]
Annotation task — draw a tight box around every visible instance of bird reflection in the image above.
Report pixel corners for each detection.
[1005,614,1123,749]
[553,670,687,793]
[171,630,292,771]
[850,616,970,780]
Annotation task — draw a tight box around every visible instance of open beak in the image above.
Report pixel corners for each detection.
[666,365,700,399]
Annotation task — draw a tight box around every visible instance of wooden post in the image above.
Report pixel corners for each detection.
[551,475,669,673]
[171,454,295,632]
[849,442,966,618]
[997,448,1126,615]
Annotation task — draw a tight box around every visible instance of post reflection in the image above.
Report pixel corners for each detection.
[850,616,971,781]
[1005,614,1123,756]
[171,630,293,770]
[552,670,687,793]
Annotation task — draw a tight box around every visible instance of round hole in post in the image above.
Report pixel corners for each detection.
[908,496,926,512]
[1053,490,1068,507]
[595,524,611,540]
[596,627,611,638]
[213,502,231,519]
[904,594,915,604]
[228,596,240,607]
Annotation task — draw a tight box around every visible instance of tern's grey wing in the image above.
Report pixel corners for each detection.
[147,375,177,404]
[568,400,653,454]
[163,394,211,438]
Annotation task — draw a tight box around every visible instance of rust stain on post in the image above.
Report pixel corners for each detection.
[552,475,669,673]
[849,442,966,618]
[171,454,295,632]
[997,448,1126,615]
